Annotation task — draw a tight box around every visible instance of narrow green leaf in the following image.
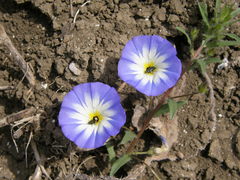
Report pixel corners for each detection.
[221,19,239,27]
[209,40,240,47]
[220,6,233,23]
[205,58,222,65]
[176,27,192,46]
[198,83,208,94]
[168,99,178,120]
[198,2,210,27]
[154,101,186,117]
[119,130,136,145]
[204,34,215,44]
[196,59,207,73]
[231,8,240,18]
[110,155,132,176]
[154,104,169,117]
[190,28,199,42]
[225,33,240,42]
[106,143,116,163]
[214,0,221,20]
[168,99,187,120]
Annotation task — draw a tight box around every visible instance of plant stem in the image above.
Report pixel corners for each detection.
[130,150,153,155]
[170,92,199,99]
[0,24,35,87]
[126,42,205,154]
[192,41,205,59]
[126,88,173,153]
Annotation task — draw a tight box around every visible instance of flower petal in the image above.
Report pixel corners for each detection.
[118,35,182,96]
[74,125,96,148]
[59,107,88,126]
[58,82,126,149]
[150,35,177,58]
[61,124,90,142]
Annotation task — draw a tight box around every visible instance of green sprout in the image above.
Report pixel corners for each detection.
[178,0,240,73]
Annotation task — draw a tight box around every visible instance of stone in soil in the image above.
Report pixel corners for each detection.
[208,139,223,162]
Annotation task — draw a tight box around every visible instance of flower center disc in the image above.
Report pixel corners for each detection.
[145,66,156,74]
[88,111,103,125]
[144,62,157,75]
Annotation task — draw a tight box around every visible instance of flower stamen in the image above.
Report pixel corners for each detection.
[145,66,156,74]
[88,111,103,125]
[144,62,157,75]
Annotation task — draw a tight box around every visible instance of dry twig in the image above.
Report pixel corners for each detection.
[181,71,217,161]
[0,24,35,87]
[0,108,36,128]
[25,131,33,168]
[117,82,126,93]
[70,0,73,17]
[30,165,42,180]
[31,139,52,180]
[0,85,15,91]
[201,71,217,147]
[0,108,35,127]
[74,156,95,179]
[73,0,91,24]
[10,114,40,153]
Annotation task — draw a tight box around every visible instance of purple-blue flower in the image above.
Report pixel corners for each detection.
[58,82,126,149]
[118,35,182,96]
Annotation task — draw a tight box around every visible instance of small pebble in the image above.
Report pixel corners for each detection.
[69,62,81,76]
[208,139,223,162]
[41,82,48,89]
[217,57,229,70]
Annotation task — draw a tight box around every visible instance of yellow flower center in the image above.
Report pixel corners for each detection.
[144,62,157,75]
[88,111,103,125]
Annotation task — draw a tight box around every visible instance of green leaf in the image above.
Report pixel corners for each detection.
[198,2,210,27]
[231,8,240,18]
[214,0,221,21]
[205,58,222,65]
[119,130,136,145]
[196,59,207,73]
[225,33,240,42]
[106,143,116,163]
[190,58,221,72]
[190,28,199,42]
[154,101,186,117]
[204,34,215,44]
[176,27,192,46]
[168,99,178,120]
[220,6,233,23]
[154,104,169,117]
[168,99,186,119]
[110,155,132,176]
[198,83,208,94]
[209,40,240,47]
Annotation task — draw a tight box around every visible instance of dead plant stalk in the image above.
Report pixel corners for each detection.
[0,108,35,128]
[0,85,15,91]
[31,139,52,180]
[0,24,35,87]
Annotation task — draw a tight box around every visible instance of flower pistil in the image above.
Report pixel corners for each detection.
[144,61,157,75]
[88,111,103,125]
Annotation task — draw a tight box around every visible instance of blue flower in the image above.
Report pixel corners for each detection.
[58,82,126,149]
[118,35,182,96]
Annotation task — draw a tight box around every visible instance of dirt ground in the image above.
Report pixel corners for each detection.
[0,0,239,179]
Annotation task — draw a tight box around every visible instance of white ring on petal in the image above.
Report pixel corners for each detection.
[128,45,170,87]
